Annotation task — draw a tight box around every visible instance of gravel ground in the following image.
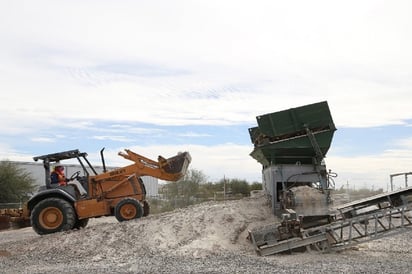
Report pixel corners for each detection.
[0,194,411,274]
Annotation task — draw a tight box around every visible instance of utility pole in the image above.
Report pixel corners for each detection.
[223,175,226,201]
[346,180,350,201]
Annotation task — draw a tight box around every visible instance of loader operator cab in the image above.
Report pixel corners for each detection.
[33,149,96,199]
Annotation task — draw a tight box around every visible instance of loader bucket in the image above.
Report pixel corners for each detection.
[159,152,192,180]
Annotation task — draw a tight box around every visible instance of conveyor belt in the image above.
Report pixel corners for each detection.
[335,186,412,218]
[249,186,412,256]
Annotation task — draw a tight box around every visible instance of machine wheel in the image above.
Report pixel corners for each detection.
[306,240,330,253]
[73,218,89,229]
[143,200,150,217]
[31,197,76,235]
[114,198,144,222]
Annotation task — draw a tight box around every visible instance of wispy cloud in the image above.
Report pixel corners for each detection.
[1,1,412,190]
[396,137,412,148]
[30,137,56,143]
[92,135,135,142]
[178,132,212,138]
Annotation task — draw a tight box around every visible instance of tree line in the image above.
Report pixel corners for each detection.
[152,169,262,213]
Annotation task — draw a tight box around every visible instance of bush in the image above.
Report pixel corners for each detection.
[0,161,36,203]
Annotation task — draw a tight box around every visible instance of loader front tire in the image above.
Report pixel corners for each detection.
[31,198,76,235]
[115,198,143,222]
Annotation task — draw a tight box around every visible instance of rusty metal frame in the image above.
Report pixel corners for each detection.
[250,187,412,256]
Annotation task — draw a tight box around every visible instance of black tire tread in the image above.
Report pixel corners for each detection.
[31,197,76,235]
[114,198,143,222]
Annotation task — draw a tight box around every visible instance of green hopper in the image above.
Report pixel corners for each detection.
[249,101,336,166]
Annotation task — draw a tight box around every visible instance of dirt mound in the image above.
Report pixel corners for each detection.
[1,193,275,258]
[77,195,275,259]
[1,193,411,273]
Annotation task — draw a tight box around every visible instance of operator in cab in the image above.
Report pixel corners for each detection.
[51,165,67,186]
[51,165,88,197]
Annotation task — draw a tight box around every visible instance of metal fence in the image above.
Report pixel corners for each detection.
[0,203,22,209]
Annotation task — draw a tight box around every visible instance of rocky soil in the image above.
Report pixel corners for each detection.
[0,193,411,273]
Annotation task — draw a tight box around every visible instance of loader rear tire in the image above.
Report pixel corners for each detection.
[115,198,143,222]
[31,198,76,235]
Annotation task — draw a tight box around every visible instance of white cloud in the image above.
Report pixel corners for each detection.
[92,135,135,142]
[0,144,33,162]
[327,144,412,191]
[1,1,411,129]
[30,137,56,143]
[178,132,212,138]
[396,137,412,148]
[1,1,412,191]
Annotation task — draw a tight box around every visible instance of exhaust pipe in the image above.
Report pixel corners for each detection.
[100,147,107,173]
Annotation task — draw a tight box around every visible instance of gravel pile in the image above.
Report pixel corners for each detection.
[0,194,411,273]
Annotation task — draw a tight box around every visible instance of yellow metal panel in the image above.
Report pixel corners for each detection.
[75,199,110,219]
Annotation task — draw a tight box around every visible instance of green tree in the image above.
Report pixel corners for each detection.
[178,169,207,203]
[249,182,262,191]
[0,161,36,203]
[215,178,251,196]
[228,179,250,195]
[161,168,207,208]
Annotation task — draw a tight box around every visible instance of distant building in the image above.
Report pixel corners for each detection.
[12,161,159,197]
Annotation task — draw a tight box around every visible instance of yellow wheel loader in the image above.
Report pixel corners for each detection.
[1,148,191,235]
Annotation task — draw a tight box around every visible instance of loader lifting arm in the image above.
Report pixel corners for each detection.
[92,149,192,182]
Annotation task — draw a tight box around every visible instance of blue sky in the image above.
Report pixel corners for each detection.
[1,1,412,190]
